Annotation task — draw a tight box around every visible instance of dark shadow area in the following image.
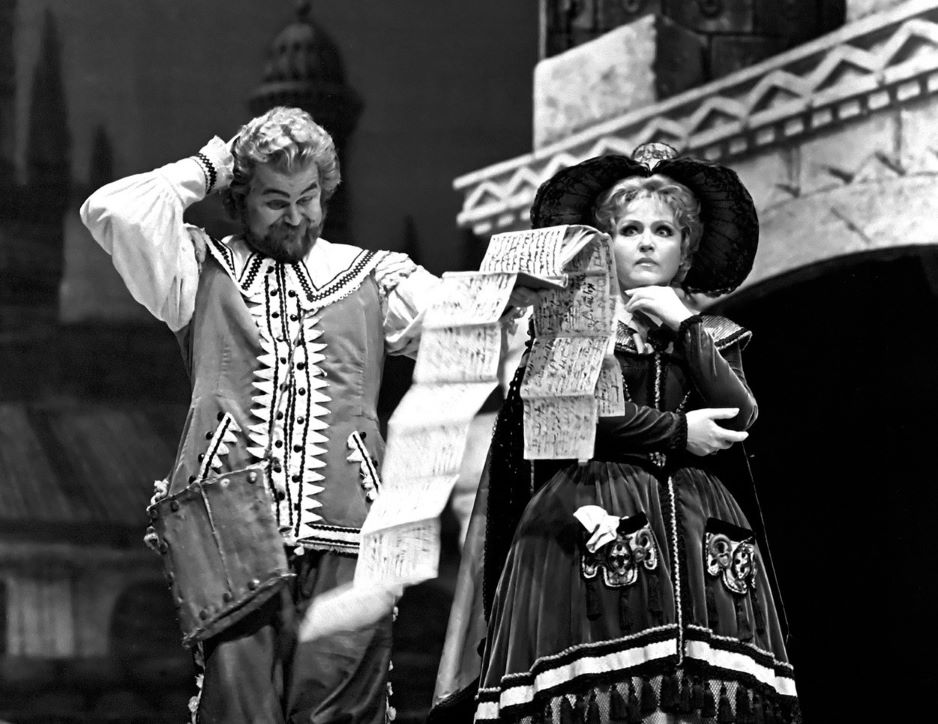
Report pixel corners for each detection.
[0,322,195,723]
[712,246,938,723]
[0,318,463,722]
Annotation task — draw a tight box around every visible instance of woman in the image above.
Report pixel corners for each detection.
[433,143,799,723]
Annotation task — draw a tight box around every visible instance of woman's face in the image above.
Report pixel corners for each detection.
[611,195,684,291]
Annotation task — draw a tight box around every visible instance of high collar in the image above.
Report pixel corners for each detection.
[205,234,379,312]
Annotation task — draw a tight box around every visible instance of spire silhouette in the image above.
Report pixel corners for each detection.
[249,4,361,243]
[88,125,114,191]
[27,8,70,202]
[0,0,16,181]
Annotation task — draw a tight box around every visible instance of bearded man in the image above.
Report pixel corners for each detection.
[81,106,441,723]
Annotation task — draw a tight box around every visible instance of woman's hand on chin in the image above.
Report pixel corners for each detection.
[623,285,694,331]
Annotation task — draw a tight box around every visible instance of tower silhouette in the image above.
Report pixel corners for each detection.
[249,1,363,244]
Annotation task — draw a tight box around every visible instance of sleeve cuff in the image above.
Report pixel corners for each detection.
[192,136,234,195]
[677,314,704,338]
[373,251,419,295]
[667,411,688,453]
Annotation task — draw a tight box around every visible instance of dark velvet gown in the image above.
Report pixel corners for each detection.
[471,314,799,723]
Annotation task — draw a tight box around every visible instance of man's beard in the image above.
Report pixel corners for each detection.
[243,219,319,264]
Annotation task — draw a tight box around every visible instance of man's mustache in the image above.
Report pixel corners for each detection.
[244,220,320,263]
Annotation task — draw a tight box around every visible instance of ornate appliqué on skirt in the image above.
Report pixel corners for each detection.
[580,511,659,588]
[704,518,758,595]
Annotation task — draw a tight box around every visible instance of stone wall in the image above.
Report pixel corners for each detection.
[540,1,845,73]
[462,1,938,295]
[735,95,938,288]
[534,16,705,148]
[534,1,846,148]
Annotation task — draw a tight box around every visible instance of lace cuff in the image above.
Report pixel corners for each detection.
[191,136,234,194]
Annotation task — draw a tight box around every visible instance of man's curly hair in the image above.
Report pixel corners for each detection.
[223,106,341,220]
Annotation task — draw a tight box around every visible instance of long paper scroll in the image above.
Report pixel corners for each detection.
[354,271,514,587]
[355,224,620,588]
[522,234,624,459]
[303,225,620,641]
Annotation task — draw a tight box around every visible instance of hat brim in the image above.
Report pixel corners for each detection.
[529,154,758,296]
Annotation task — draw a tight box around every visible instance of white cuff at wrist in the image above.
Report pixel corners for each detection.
[195,135,234,192]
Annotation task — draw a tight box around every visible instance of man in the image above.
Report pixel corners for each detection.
[81,106,440,723]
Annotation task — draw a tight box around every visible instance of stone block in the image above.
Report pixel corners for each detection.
[533,14,705,149]
[544,1,667,57]
[599,0,665,28]
[846,0,907,22]
[730,148,797,213]
[663,0,755,34]
[796,111,899,195]
[751,0,843,41]
[709,34,786,79]
[899,96,938,173]
[749,175,938,288]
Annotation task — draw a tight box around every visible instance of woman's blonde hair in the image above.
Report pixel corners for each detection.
[593,174,703,282]
[223,106,340,219]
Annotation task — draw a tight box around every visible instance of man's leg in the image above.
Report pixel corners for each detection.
[197,592,289,724]
[285,551,393,724]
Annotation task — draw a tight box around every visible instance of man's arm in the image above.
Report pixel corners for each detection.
[375,252,442,358]
[79,137,232,332]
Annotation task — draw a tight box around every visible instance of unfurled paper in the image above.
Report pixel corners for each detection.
[522,396,598,461]
[533,273,616,337]
[355,518,441,585]
[516,226,623,460]
[304,225,621,641]
[413,325,502,385]
[520,336,609,398]
[596,355,626,417]
[480,226,571,277]
[423,271,518,327]
[353,276,514,591]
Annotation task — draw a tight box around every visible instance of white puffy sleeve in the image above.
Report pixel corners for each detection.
[373,251,442,358]
[79,137,232,332]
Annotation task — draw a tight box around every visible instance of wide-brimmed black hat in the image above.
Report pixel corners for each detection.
[530,143,758,295]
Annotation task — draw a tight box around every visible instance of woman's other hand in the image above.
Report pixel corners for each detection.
[624,285,693,330]
[685,408,748,455]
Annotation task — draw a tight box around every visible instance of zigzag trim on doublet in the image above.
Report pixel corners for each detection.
[348,431,382,502]
[195,413,241,482]
[203,238,380,546]
[300,523,362,555]
[476,625,680,720]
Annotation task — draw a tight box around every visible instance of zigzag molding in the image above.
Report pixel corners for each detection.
[456,1,938,234]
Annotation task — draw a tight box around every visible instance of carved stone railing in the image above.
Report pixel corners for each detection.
[455,0,938,235]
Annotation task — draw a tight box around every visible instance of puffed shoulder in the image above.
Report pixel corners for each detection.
[683,314,752,350]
